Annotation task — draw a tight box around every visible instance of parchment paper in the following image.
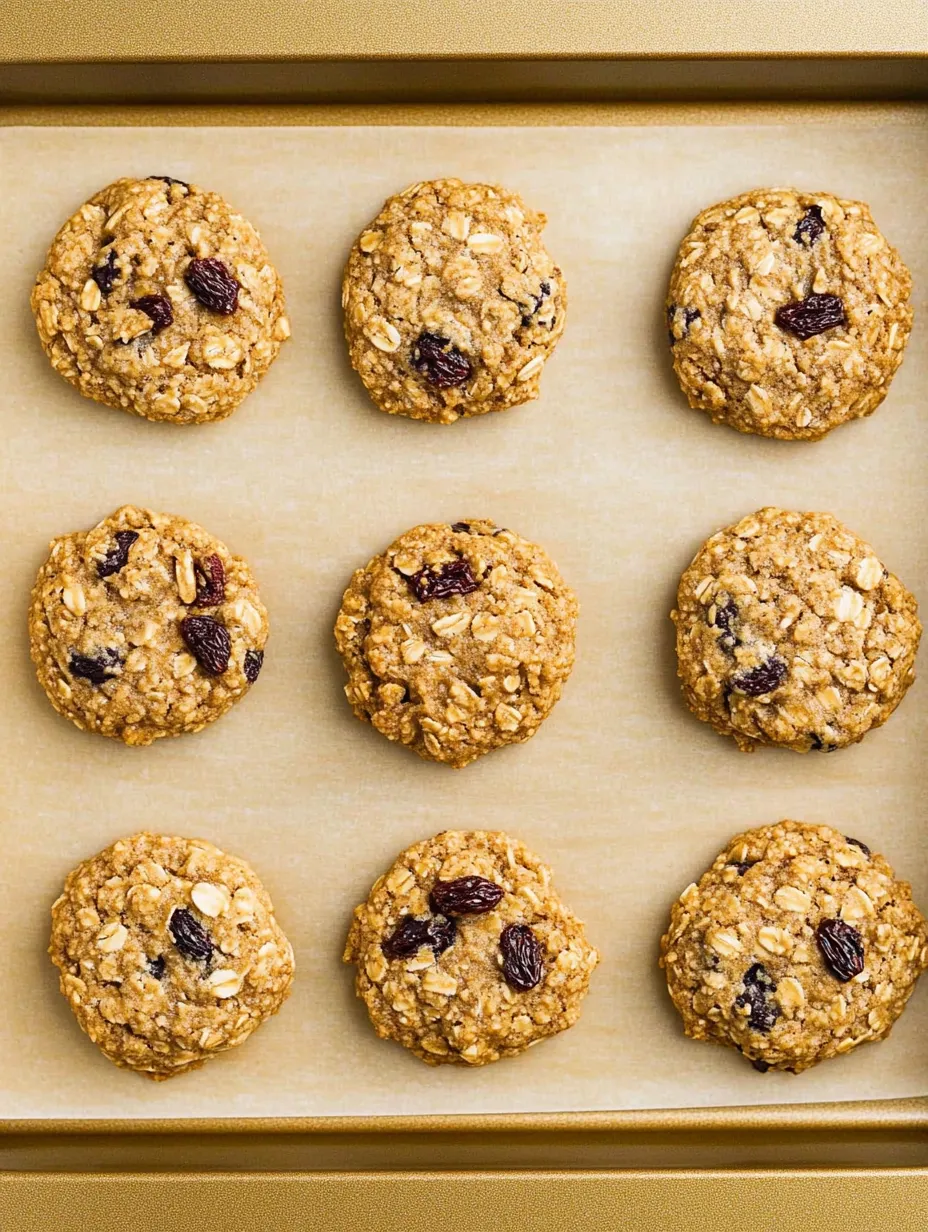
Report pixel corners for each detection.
[0,118,925,1120]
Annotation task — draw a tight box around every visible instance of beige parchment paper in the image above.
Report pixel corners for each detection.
[0,117,925,1120]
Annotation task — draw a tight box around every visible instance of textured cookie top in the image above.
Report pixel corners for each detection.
[32,176,290,424]
[660,821,927,1073]
[342,179,565,423]
[29,505,268,745]
[667,188,912,440]
[49,833,294,1079]
[334,519,578,768]
[673,507,920,752]
[344,830,599,1065]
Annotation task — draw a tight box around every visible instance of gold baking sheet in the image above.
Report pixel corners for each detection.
[0,111,926,1124]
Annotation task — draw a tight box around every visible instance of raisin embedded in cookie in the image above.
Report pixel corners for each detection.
[672,507,920,752]
[334,519,578,768]
[660,821,928,1073]
[49,833,294,1079]
[29,505,268,745]
[344,829,599,1065]
[342,179,566,423]
[666,188,912,440]
[32,176,290,424]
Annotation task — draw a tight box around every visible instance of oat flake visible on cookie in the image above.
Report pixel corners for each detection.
[660,821,928,1072]
[666,188,913,440]
[344,830,599,1065]
[672,507,920,752]
[334,519,578,768]
[342,179,566,423]
[32,176,290,424]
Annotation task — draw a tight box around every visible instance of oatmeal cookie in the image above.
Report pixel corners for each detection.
[672,507,920,752]
[32,176,290,424]
[342,178,565,423]
[660,821,928,1072]
[29,505,268,745]
[666,188,912,440]
[334,519,578,768]
[344,830,599,1065]
[50,832,294,1079]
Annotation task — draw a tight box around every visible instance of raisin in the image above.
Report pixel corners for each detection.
[194,554,225,606]
[730,861,757,876]
[244,649,264,683]
[185,257,240,315]
[667,304,701,345]
[816,919,865,981]
[168,908,213,962]
[809,733,838,753]
[521,279,552,327]
[129,294,174,335]
[735,963,779,1033]
[451,522,472,534]
[411,332,472,388]
[408,559,479,602]
[429,876,504,916]
[712,597,739,651]
[775,293,846,340]
[794,205,825,246]
[180,615,231,675]
[845,836,871,857]
[500,923,544,991]
[150,175,189,190]
[68,648,122,685]
[731,657,787,697]
[97,529,139,578]
[148,956,166,979]
[90,249,119,296]
[751,1058,771,1073]
[382,914,456,960]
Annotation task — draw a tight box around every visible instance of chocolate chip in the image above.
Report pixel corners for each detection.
[168,908,213,962]
[450,522,472,534]
[243,649,264,683]
[407,559,479,602]
[775,293,847,340]
[194,554,225,607]
[382,914,456,960]
[794,205,825,246]
[731,657,787,697]
[180,615,231,675]
[500,923,544,991]
[185,257,240,315]
[411,332,472,388]
[68,648,122,685]
[667,304,701,345]
[735,963,779,1033]
[816,919,865,982]
[845,836,871,857]
[91,249,119,296]
[148,956,166,979]
[97,530,139,578]
[129,294,174,335]
[429,876,504,916]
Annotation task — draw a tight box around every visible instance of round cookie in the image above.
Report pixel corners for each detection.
[672,507,920,753]
[29,505,269,745]
[32,176,290,424]
[666,188,912,440]
[50,832,295,1079]
[660,821,928,1073]
[334,519,578,768]
[342,178,565,423]
[344,829,599,1065]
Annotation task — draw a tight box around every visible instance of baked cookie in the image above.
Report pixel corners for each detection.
[660,821,927,1073]
[672,507,920,752]
[344,830,599,1065]
[50,833,294,1079]
[334,519,578,768]
[666,188,912,440]
[342,178,565,423]
[32,176,290,424]
[29,505,268,745]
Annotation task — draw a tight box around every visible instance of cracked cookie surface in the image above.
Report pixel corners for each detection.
[29,505,268,745]
[342,179,566,423]
[666,188,912,440]
[334,519,578,768]
[344,830,599,1065]
[672,507,920,753]
[32,176,290,424]
[50,832,294,1079]
[660,821,927,1073]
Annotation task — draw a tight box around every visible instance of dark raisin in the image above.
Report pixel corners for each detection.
[90,249,119,296]
[731,657,787,697]
[244,649,264,683]
[148,956,166,979]
[382,914,456,960]
[730,861,757,876]
[429,876,504,916]
[451,522,472,534]
[150,175,189,190]
[735,963,779,1033]
[667,304,701,345]
[521,279,552,327]
[751,1058,771,1073]
[794,204,825,246]
[816,919,865,981]
[411,332,472,388]
[194,554,225,606]
[500,923,544,991]
[408,558,479,603]
[844,836,871,857]
[775,293,847,340]
[712,597,740,651]
[168,908,213,962]
[68,648,122,685]
[185,257,240,315]
[129,294,174,335]
[97,530,139,578]
[180,615,231,675]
